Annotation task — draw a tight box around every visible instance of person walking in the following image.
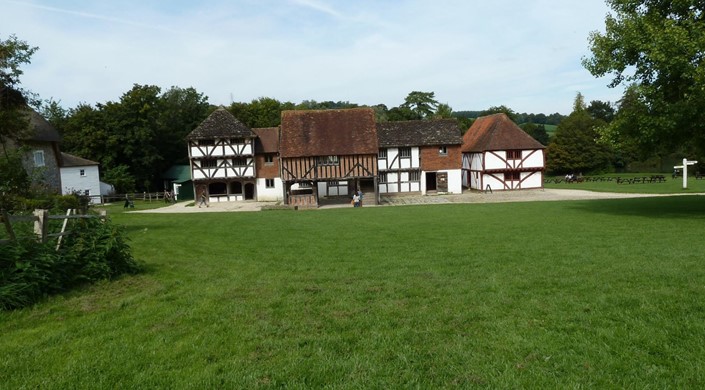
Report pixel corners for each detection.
[198,192,209,208]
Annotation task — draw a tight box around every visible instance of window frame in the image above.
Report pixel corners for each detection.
[506,150,522,160]
[316,155,340,166]
[33,150,45,167]
[265,179,275,188]
[438,146,448,156]
[399,147,412,158]
[378,149,387,159]
[200,158,218,168]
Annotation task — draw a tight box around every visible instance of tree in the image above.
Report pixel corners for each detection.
[583,0,705,156]
[433,103,454,119]
[481,105,518,122]
[520,122,550,146]
[1,34,38,146]
[546,93,614,174]
[400,91,438,119]
[586,100,615,123]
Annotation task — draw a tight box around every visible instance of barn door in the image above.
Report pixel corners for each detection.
[437,172,448,192]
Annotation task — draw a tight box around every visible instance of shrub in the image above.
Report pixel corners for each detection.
[0,215,142,310]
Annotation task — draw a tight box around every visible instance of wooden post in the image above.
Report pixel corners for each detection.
[56,209,73,251]
[34,209,49,243]
[1,209,16,242]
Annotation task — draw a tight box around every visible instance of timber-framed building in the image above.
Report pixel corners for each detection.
[187,107,258,202]
[279,108,379,207]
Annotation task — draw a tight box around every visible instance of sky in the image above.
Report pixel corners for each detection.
[1,0,624,115]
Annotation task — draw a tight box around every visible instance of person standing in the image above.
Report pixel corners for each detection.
[352,193,360,207]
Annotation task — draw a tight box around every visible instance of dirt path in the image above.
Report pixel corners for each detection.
[130,189,702,214]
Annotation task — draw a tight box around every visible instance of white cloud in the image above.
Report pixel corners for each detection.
[1,0,623,114]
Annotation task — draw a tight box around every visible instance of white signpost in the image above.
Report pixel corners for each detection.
[674,158,698,189]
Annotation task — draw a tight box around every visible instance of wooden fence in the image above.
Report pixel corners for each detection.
[0,209,107,249]
[99,191,174,204]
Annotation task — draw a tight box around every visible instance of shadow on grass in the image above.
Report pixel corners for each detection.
[571,195,705,219]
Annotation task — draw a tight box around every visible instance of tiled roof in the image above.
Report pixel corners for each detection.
[252,127,280,154]
[377,119,462,147]
[60,152,98,167]
[461,113,545,152]
[186,107,255,140]
[280,108,378,157]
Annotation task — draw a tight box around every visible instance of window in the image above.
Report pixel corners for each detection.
[232,157,248,167]
[201,159,217,168]
[198,139,214,146]
[328,181,339,186]
[33,150,45,167]
[317,155,339,166]
[399,147,412,158]
[439,146,448,155]
[265,154,274,165]
[378,149,387,159]
[409,171,421,181]
[230,138,244,144]
[506,150,521,160]
[298,181,312,188]
[80,169,86,177]
[265,179,275,188]
[378,172,388,183]
[504,172,520,181]
[84,190,90,196]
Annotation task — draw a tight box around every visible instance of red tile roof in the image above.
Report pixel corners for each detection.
[252,127,280,154]
[461,113,545,153]
[280,108,378,157]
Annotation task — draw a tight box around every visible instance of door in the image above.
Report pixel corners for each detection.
[244,183,255,200]
[437,172,448,192]
[426,172,437,192]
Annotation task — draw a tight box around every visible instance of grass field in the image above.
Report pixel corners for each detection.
[545,173,705,194]
[2,196,705,387]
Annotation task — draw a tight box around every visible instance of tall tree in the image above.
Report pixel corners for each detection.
[583,0,705,156]
[546,93,614,174]
[400,91,439,119]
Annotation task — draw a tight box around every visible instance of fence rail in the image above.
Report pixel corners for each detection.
[0,209,107,247]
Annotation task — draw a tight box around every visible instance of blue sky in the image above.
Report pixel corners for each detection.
[1,0,623,114]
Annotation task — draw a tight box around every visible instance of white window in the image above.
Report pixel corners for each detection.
[33,150,45,167]
[80,169,86,177]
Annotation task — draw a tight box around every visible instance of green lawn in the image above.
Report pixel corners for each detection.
[2,197,705,388]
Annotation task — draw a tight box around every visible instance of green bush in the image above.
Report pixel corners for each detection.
[0,215,142,310]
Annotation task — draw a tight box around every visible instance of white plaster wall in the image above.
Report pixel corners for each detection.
[256,178,283,201]
[521,171,543,189]
[482,174,506,192]
[60,165,102,203]
[523,150,544,168]
[484,152,505,170]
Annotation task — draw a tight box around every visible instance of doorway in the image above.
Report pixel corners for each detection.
[244,183,255,200]
[426,172,437,192]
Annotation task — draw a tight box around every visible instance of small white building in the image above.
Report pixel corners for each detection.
[462,113,545,191]
[59,152,102,203]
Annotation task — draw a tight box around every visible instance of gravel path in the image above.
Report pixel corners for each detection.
[131,189,702,214]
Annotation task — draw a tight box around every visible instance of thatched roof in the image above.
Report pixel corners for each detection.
[377,119,461,147]
[461,113,544,152]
